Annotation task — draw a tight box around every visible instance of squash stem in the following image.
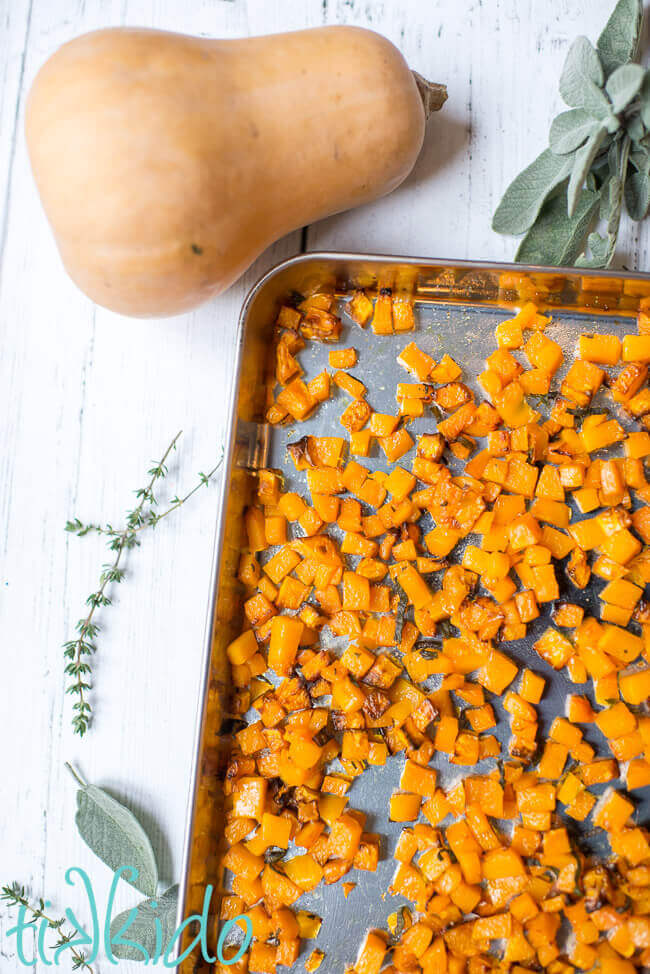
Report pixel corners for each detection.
[412,72,447,118]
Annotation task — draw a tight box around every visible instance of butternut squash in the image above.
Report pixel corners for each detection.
[206,292,650,969]
[25,27,446,316]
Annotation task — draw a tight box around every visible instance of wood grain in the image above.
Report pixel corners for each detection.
[0,1,646,971]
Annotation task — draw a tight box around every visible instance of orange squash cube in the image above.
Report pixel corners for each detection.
[389,791,422,822]
[524,331,563,374]
[593,789,635,832]
[355,931,387,974]
[232,777,267,821]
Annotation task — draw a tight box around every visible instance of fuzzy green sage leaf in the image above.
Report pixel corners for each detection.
[605,62,645,112]
[599,173,622,224]
[625,169,650,219]
[597,0,643,77]
[516,187,600,266]
[559,37,604,107]
[583,80,617,122]
[568,124,608,216]
[576,230,616,267]
[492,149,574,235]
[608,135,631,229]
[627,113,646,142]
[549,109,597,154]
[640,72,650,129]
[70,767,158,897]
[630,145,650,175]
[109,885,178,962]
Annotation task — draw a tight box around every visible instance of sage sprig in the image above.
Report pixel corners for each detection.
[64,432,223,736]
[66,766,180,964]
[4,767,179,968]
[493,0,648,267]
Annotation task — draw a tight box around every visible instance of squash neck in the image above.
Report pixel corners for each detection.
[412,71,447,118]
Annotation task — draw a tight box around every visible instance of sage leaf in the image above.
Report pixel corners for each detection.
[559,37,604,107]
[549,110,596,154]
[630,146,650,174]
[75,784,158,897]
[597,174,611,218]
[597,0,644,78]
[515,187,600,266]
[577,137,630,269]
[599,174,621,222]
[627,114,646,143]
[582,80,617,121]
[625,169,650,219]
[608,137,621,177]
[605,63,645,113]
[576,230,616,268]
[567,125,608,217]
[598,133,629,233]
[640,73,650,130]
[492,149,574,235]
[590,233,614,264]
[109,885,178,962]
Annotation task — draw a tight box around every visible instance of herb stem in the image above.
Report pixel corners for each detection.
[70,541,120,723]
[135,456,224,532]
[63,432,223,736]
[1,883,94,972]
[66,433,182,736]
[64,762,87,788]
[66,455,223,540]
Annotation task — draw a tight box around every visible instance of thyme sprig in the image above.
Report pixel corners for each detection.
[1,883,94,972]
[65,466,220,539]
[64,432,223,736]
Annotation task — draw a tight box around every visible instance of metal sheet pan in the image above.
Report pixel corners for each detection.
[176,253,650,972]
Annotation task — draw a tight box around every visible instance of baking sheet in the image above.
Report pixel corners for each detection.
[177,254,650,973]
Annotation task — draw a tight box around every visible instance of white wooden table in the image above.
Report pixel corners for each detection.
[1,0,648,970]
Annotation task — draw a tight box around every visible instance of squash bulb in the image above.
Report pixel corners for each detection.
[26,26,446,317]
